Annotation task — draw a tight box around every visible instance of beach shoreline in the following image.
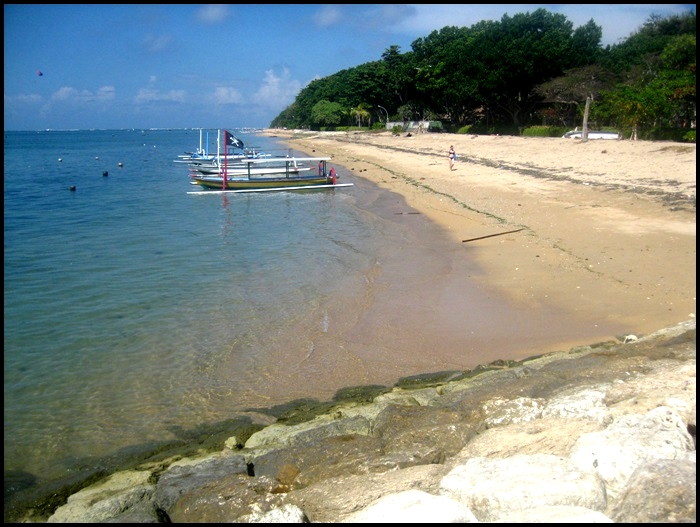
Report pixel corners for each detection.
[5,130,695,522]
[265,129,696,342]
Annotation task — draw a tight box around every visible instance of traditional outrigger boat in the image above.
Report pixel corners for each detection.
[188,157,351,192]
[188,157,309,176]
[183,130,353,194]
[174,129,272,165]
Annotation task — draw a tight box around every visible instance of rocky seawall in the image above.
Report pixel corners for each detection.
[8,320,696,523]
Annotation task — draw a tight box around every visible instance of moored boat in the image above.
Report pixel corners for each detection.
[188,157,341,191]
[189,174,333,190]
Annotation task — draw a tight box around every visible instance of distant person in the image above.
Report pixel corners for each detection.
[448,145,456,170]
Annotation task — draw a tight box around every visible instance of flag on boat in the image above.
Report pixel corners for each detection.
[224,130,244,149]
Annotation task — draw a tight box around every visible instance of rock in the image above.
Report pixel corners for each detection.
[609,457,696,522]
[570,405,695,502]
[439,454,607,522]
[494,505,613,523]
[341,489,478,523]
[48,470,155,523]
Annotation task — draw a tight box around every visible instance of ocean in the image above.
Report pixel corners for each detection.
[4,128,619,503]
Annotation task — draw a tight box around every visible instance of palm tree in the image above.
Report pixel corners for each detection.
[350,105,371,127]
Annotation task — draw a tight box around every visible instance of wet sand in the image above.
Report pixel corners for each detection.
[264,129,695,367]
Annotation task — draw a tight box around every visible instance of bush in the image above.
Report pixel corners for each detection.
[459,123,522,136]
[646,127,696,143]
[522,125,567,137]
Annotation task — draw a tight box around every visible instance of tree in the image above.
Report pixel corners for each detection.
[595,19,696,137]
[533,65,617,126]
[311,100,344,128]
[269,8,694,139]
[350,105,371,127]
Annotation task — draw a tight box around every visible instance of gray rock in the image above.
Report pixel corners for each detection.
[439,454,607,522]
[153,451,248,516]
[341,489,478,523]
[239,503,308,523]
[609,457,696,522]
[285,464,450,522]
[570,405,695,501]
[48,470,155,523]
[494,505,613,523]
[165,473,290,523]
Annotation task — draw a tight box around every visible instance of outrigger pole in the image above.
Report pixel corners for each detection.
[187,183,354,195]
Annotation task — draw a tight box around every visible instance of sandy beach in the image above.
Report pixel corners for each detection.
[266,129,695,349]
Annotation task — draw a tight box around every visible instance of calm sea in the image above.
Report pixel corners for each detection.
[4,129,622,504]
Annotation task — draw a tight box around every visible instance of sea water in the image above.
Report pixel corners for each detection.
[4,129,620,502]
[4,129,383,482]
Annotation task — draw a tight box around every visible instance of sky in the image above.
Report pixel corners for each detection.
[4,4,695,131]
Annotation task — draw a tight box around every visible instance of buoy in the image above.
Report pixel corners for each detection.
[102,171,108,177]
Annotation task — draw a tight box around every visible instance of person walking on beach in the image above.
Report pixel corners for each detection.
[448,145,456,170]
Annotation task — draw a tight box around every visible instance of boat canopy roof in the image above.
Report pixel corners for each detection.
[240,156,332,164]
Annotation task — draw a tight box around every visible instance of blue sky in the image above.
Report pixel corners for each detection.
[4,4,695,131]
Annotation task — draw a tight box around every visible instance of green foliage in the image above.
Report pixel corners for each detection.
[522,126,567,137]
[391,125,404,136]
[270,8,695,142]
[466,123,523,136]
[311,100,344,126]
[646,127,697,142]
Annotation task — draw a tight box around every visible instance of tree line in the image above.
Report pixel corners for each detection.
[270,8,695,141]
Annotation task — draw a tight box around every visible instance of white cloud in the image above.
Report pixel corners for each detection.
[10,93,43,104]
[143,34,173,53]
[359,5,418,31]
[95,86,116,101]
[252,69,302,109]
[51,86,116,102]
[196,4,231,24]
[51,87,79,101]
[313,5,343,27]
[212,86,244,105]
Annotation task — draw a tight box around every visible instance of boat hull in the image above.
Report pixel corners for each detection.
[190,175,334,190]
